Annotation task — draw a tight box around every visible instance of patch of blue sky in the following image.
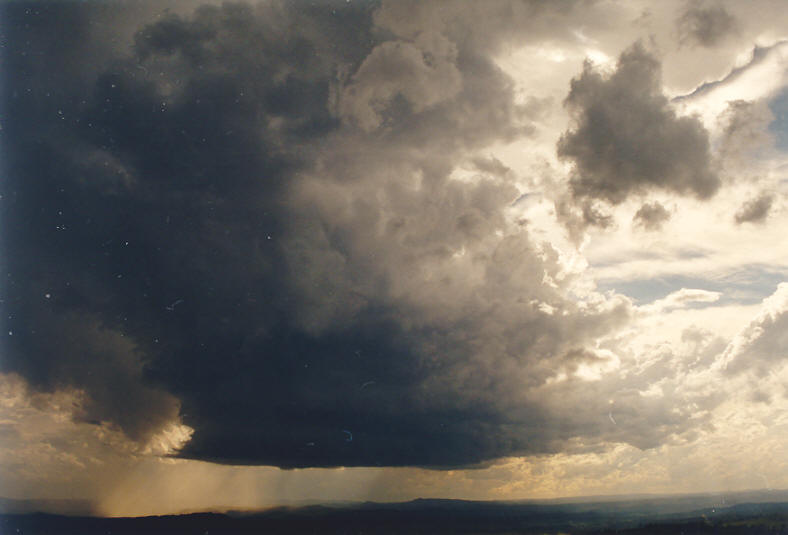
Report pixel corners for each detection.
[768,86,788,152]
[596,264,788,306]
[590,248,709,271]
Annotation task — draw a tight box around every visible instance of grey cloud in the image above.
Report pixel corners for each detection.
[472,156,513,178]
[558,42,719,205]
[677,2,738,48]
[3,1,697,470]
[372,0,582,57]
[339,32,463,132]
[555,198,614,244]
[524,347,722,456]
[673,41,787,103]
[537,331,730,453]
[734,193,773,224]
[7,310,180,442]
[3,0,377,457]
[633,201,671,231]
[718,100,775,168]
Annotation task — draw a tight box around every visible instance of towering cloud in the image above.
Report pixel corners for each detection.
[2,1,734,473]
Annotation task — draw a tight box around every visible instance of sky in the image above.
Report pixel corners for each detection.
[2,0,788,517]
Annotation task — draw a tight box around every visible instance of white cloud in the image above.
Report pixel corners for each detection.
[641,288,722,313]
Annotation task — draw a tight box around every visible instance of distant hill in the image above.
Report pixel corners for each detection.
[3,491,788,534]
[0,497,96,516]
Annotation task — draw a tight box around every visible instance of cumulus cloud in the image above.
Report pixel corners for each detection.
[2,0,732,473]
[677,2,738,48]
[371,0,585,57]
[719,283,788,376]
[339,32,463,132]
[734,193,774,224]
[558,42,719,205]
[633,201,672,231]
[554,198,614,244]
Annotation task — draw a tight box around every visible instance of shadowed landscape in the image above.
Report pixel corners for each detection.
[4,491,788,534]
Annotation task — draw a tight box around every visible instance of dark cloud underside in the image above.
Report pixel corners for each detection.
[2,1,700,469]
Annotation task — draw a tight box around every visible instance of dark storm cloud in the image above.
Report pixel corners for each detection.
[3,1,696,469]
[558,42,719,205]
[734,193,773,224]
[633,201,671,231]
[677,2,737,48]
[10,310,181,442]
[2,0,377,448]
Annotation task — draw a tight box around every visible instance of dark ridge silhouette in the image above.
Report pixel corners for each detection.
[3,495,788,534]
[0,497,96,516]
